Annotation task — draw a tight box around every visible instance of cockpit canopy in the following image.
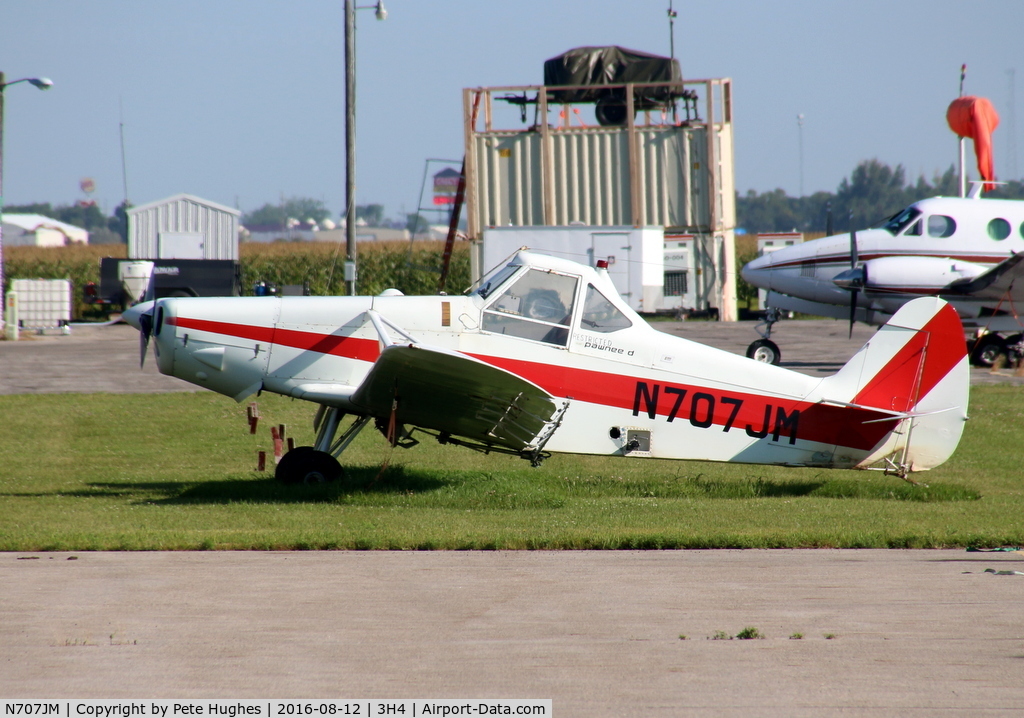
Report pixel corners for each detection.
[881,206,956,238]
[473,257,633,346]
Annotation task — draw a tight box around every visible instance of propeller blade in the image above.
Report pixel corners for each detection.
[138,311,153,367]
[848,289,858,339]
[825,202,833,236]
[849,213,858,268]
[848,212,858,338]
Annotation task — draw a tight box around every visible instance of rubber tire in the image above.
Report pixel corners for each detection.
[969,333,1007,368]
[275,446,343,484]
[1004,333,1024,364]
[746,338,781,365]
[595,95,630,126]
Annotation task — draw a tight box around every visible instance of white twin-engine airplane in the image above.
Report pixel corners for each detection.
[741,187,1024,366]
[123,251,969,484]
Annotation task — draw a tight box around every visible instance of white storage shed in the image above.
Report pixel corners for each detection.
[127,194,240,260]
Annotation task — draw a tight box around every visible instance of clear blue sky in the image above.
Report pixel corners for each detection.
[1,0,1021,223]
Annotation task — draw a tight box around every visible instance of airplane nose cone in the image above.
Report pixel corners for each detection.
[122,300,155,331]
[741,253,772,288]
[833,266,866,290]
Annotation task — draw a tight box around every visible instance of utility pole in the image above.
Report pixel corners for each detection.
[344,1,357,296]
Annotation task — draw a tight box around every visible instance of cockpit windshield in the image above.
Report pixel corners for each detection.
[882,207,922,236]
[473,262,521,299]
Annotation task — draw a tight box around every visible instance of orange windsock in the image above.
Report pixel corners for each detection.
[946,96,1000,192]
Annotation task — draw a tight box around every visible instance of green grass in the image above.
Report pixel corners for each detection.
[0,386,1021,551]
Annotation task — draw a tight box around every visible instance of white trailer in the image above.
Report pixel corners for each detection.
[479,226,664,313]
[660,234,699,315]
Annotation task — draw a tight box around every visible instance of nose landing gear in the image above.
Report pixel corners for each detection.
[746,308,782,365]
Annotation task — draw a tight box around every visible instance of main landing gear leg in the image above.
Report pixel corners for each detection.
[275,406,371,484]
[746,307,782,365]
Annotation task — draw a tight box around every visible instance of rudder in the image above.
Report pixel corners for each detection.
[822,297,969,472]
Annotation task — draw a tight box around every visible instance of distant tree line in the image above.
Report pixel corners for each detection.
[240,197,437,234]
[5,194,441,244]
[20,158,1017,245]
[737,159,1024,234]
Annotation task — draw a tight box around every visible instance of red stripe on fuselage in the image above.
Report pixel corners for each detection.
[768,252,1005,271]
[170,315,910,452]
[471,354,894,452]
[169,316,380,362]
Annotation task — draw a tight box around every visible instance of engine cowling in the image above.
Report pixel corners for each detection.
[834,256,988,296]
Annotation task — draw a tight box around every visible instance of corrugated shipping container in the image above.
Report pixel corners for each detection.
[472,126,714,229]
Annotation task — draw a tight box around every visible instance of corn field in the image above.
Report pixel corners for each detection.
[3,240,471,320]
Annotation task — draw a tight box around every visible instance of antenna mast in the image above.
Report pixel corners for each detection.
[668,1,678,123]
[119,97,129,206]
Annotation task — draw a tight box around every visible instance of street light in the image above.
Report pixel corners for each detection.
[1,72,53,331]
[344,0,387,296]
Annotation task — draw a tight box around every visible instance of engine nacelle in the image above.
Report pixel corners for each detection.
[849,256,988,295]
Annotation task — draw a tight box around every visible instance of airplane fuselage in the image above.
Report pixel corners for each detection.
[140,252,968,473]
[742,194,1024,330]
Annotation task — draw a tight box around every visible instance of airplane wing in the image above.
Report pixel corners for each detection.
[946,252,1024,301]
[349,342,563,452]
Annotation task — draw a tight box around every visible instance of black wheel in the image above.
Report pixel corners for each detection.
[275,446,343,484]
[970,333,1007,367]
[746,338,781,365]
[1005,333,1024,363]
[595,95,631,126]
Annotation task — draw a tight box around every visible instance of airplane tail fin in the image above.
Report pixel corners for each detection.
[820,297,969,473]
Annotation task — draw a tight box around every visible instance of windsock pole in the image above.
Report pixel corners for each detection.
[959,64,967,197]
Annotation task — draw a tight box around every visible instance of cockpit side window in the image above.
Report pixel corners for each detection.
[927,215,956,238]
[882,207,922,236]
[580,284,632,333]
[904,220,922,236]
[481,268,579,346]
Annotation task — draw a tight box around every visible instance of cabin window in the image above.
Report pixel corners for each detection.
[481,268,578,346]
[580,284,632,333]
[883,207,922,235]
[927,215,956,238]
[988,218,1011,240]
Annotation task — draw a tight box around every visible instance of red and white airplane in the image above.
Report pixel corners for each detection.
[123,250,969,483]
